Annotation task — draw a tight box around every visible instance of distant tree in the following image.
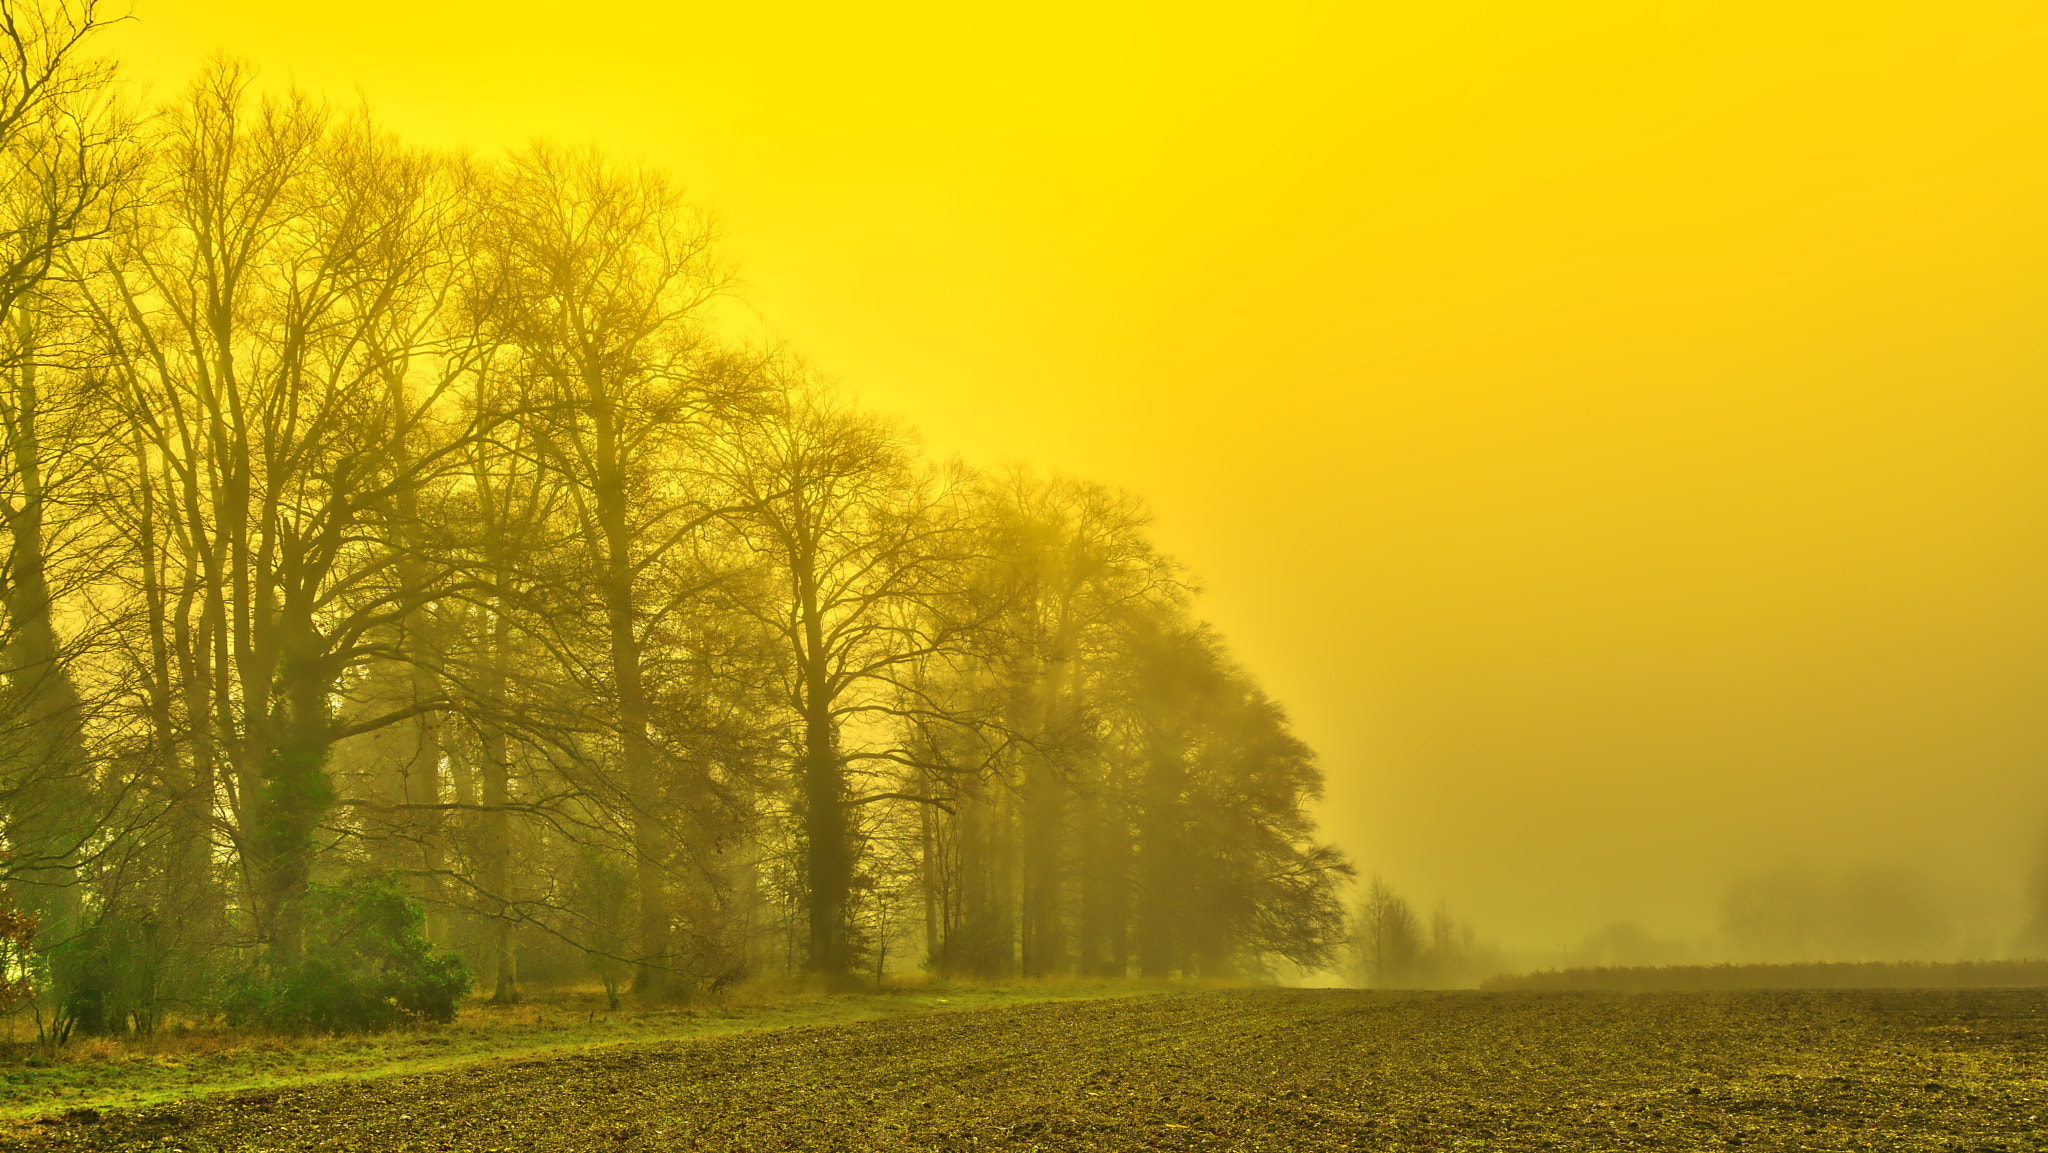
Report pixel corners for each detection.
[1354,876,1420,988]
[913,469,1171,978]
[1722,864,1954,963]
[2014,825,2048,958]
[1405,899,1501,986]
[1109,616,1351,978]
[979,470,1160,977]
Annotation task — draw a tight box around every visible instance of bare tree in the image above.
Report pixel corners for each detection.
[719,382,980,983]
[1354,875,1420,988]
[0,0,138,940]
[95,64,492,969]
[489,141,748,995]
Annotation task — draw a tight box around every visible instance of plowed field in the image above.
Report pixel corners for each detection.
[6,987,2041,1151]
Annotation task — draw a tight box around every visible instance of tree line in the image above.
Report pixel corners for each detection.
[1350,877,1494,989]
[0,2,1352,1031]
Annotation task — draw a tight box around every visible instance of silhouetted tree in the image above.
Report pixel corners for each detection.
[1354,876,1420,988]
[0,0,139,950]
[487,141,745,995]
[718,382,977,983]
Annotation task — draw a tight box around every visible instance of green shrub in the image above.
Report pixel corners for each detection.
[0,892,36,1016]
[226,876,469,1032]
[47,910,170,1038]
[570,848,633,1009]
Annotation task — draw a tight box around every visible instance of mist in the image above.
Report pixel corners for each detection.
[0,1,2042,1147]
[61,0,2046,997]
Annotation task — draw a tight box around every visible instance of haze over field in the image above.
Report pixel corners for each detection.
[106,1,2048,959]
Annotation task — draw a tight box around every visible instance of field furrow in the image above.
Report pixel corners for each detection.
[6,987,2041,1151]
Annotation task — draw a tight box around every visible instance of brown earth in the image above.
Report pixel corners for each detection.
[4,987,2041,1151]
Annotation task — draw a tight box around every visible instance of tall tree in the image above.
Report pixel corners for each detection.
[722,385,977,983]
[0,0,137,937]
[490,141,741,994]
[99,65,485,968]
[973,470,1162,977]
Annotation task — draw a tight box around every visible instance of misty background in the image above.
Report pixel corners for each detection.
[96,1,2048,970]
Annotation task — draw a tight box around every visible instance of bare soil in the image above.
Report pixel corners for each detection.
[4,987,2041,1151]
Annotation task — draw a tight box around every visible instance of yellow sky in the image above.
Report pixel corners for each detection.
[111,1,2048,950]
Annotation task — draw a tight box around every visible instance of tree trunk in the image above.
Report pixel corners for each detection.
[801,655,849,981]
[920,766,940,970]
[255,591,335,973]
[1135,742,1181,980]
[591,380,670,996]
[795,533,850,983]
[480,604,518,1002]
[1,308,86,936]
[388,371,447,939]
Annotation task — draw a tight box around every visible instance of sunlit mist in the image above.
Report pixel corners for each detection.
[25,0,2048,984]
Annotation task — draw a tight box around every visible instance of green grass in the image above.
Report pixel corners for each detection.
[0,978,1157,1121]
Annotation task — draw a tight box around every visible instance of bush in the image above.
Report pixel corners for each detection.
[570,848,634,1009]
[226,876,469,1032]
[48,910,169,1037]
[0,892,35,1016]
